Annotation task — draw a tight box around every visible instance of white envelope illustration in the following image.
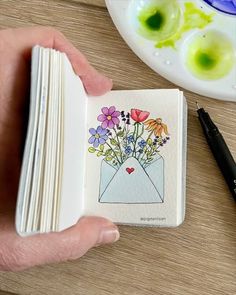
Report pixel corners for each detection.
[99,156,164,203]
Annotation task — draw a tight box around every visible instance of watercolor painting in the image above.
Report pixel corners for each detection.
[88,106,170,203]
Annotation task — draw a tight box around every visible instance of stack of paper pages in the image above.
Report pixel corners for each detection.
[16,46,187,236]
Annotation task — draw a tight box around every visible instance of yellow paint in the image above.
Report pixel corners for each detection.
[155,2,214,48]
[186,30,235,80]
[138,0,181,42]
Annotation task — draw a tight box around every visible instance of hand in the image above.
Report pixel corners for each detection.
[0,27,119,271]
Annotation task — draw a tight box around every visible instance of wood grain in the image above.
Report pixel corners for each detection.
[0,0,235,294]
[73,0,106,7]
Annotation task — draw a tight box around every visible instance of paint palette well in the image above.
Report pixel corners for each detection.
[105,0,236,101]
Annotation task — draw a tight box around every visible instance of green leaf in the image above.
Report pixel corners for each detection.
[117,130,124,137]
[105,156,113,161]
[110,139,118,146]
[105,149,112,155]
[88,147,96,153]
[99,144,104,152]
[147,138,153,146]
[97,151,103,157]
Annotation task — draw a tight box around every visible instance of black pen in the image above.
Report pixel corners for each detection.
[196,103,236,201]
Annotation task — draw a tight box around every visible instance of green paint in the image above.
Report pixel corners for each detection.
[145,11,164,31]
[138,0,181,41]
[136,1,234,80]
[155,2,214,48]
[137,1,214,47]
[195,52,216,70]
[186,31,235,80]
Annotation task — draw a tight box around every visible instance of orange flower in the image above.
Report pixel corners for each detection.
[144,118,169,137]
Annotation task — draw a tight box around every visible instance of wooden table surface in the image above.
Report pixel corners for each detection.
[0,1,235,294]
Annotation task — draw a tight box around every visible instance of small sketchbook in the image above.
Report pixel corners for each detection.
[16,46,187,236]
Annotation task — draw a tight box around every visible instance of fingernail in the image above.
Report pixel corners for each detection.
[96,226,120,247]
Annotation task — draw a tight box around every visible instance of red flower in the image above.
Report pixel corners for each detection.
[131,109,150,123]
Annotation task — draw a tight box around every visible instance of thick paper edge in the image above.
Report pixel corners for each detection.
[15,46,41,236]
[175,93,188,227]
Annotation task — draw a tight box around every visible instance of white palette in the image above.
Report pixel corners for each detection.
[106,0,236,101]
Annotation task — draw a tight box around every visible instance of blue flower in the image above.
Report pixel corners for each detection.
[127,135,134,144]
[125,146,132,155]
[88,126,108,148]
[138,139,147,148]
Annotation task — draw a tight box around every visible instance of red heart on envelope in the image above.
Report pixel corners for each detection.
[126,167,134,174]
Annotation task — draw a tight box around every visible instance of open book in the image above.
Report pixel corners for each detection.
[16,46,187,236]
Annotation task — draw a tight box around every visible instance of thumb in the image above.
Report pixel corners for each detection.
[7,217,119,271]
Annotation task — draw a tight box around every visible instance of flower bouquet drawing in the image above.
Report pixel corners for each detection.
[88,106,170,203]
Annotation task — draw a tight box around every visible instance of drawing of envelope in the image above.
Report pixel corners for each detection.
[99,156,164,203]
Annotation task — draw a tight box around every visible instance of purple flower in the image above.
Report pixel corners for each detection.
[97,106,121,129]
[88,126,108,148]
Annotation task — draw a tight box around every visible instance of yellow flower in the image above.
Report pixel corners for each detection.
[144,118,169,137]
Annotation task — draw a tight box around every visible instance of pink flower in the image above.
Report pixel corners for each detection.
[131,109,150,123]
[97,106,121,129]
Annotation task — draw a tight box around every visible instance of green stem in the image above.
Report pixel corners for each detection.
[94,148,106,155]
[137,124,145,157]
[132,123,140,157]
[140,145,153,163]
[139,129,153,161]
[138,148,144,160]
[113,128,123,163]
[142,144,161,167]
[124,125,127,147]
[139,124,145,138]
[135,124,145,157]
[146,129,154,141]
[105,142,121,165]
[140,129,155,163]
